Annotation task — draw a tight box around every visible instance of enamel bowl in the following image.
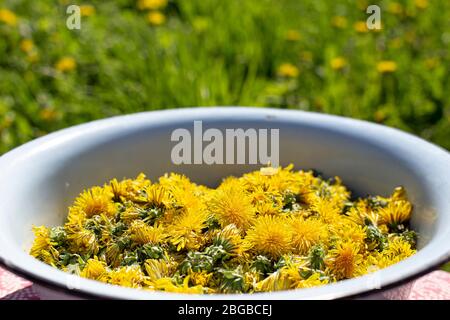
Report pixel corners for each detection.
[0,107,449,299]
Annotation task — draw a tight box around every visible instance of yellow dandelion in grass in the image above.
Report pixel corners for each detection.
[107,265,145,288]
[377,60,397,73]
[209,185,256,231]
[55,57,77,73]
[137,0,168,10]
[81,258,107,280]
[415,0,429,9]
[330,57,347,70]
[387,2,403,15]
[147,11,166,26]
[353,21,368,33]
[285,29,301,41]
[277,63,299,78]
[20,39,34,53]
[245,215,292,259]
[0,9,17,26]
[326,242,364,280]
[289,217,327,255]
[129,220,166,245]
[72,186,116,218]
[80,5,95,17]
[331,16,347,29]
[378,200,412,227]
[39,107,59,122]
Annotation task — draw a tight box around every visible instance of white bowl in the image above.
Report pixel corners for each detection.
[0,107,449,299]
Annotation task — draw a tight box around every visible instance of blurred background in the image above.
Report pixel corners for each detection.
[0,0,449,155]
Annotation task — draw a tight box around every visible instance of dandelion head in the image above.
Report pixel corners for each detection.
[327,242,363,280]
[72,187,116,218]
[81,258,107,280]
[0,9,18,26]
[377,60,397,73]
[209,185,255,231]
[55,57,77,73]
[277,63,299,78]
[289,217,327,255]
[245,215,292,259]
[129,220,166,245]
[147,11,166,26]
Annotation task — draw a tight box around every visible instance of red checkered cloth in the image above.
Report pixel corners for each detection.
[0,266,449,300]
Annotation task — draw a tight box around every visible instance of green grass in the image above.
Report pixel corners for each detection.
[0,0,449,154]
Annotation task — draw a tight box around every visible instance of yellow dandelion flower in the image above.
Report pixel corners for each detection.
[331,221,367,247]
[107,265,145,288]
[81,258,107,280]
[145,184,169,208]
[330,57,347,70]
[0,9,18,26]
[215,224,244,255]
[129,220,166,245]
[71,186,116,218]
[189,270,213,287]
[312,197,342,224]
[245,215,292,259]
[55,57,77,73]
[152,276,205,294]
[378,200,412,227]
[80,5,95,17]
[368,238,415,269]
[147,11,166,26]
[415,0,428,9]
[68,229,98,255]
[137,0,168,10]
[144,258,175,281]
[353,21,368,33]
[384,237,416,260]
[285,29,301,41]
[209,185,255,231]
[377,60,397,73]
[169,207,208,251]
[327,242,363,280]
[20,39,34,53]
[294,272,329,289]
[387,2,403,15]
[30,226,59,265]
[277,63,299,78]
[331,16,347,29]
[254,269,292,292]
[290,217,328,254]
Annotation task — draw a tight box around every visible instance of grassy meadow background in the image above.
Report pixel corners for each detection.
[0,0,449,155]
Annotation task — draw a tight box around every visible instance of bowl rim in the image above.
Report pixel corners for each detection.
[0,107,449,300]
